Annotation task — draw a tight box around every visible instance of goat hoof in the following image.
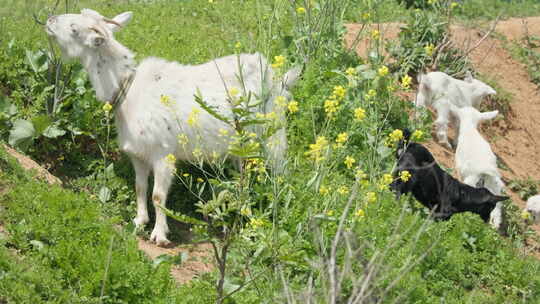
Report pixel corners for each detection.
[133,216,149,227]
[150,229,171,247]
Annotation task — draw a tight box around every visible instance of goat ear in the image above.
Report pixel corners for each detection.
[109,12,133,32]
[282,67,301,90]
[464,70,473,82]
[492,195,509,203]
[479,110,498,121]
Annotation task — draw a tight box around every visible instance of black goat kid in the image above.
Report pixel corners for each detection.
[390,129,508,222]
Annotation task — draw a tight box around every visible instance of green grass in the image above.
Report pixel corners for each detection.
[1,0,540,303]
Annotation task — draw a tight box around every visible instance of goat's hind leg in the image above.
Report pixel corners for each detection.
[150,160,173,246]
[132,157,151,228]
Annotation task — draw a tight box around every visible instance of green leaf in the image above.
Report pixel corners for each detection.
[8,119,35,150]
[98,186,111,203]
[104,163,115,179]
[42,125,66,138]
[159,206,207,226]
[31,115,51,135]
[193,89,231,124]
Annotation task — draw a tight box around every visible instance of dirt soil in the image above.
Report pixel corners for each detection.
[347,17,540,255]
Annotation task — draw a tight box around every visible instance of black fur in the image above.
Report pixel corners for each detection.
[390,129,508,222]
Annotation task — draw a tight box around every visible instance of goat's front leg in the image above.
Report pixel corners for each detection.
[434,102,452,149]
[150,160,173,246]
[132,157,151,227]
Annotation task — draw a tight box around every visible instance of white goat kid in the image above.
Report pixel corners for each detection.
[45,9,300,245]
[450,106,506,232]
[526,195,540,224]
[415,71,496,149]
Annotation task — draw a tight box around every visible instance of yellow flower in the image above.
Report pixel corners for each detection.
[305,136,329,163]
[371,29,380,40]
[355,209,365,217]
[389,129,404,142]
[361,12,370,20]
[356,169,367,180]
[337,186,349,195]
[240,207,252,216]
[365,89,376,99]
[400,170,412,182]
[288,100,299,113]
[424,43,435,57]
[427,0,437,4]
[265,111,277,120]
[165,153,176,165]
[102,102,112,112]
[187,108,201,127]
[450,2,459,9]
[382,173,393,185]
[275,95,288,108]
[336,132,348,144]
[401,75,412,89]
[354,107,366,121]
[160,94,172,106]
[193,148,203,159]
[183,173,190,177]
[333,85,347,100]
[326,210,334,216]
[255,112,265,119]
[324,99,339,117]
[247,132,257,138]
[378,66,389,77]
[521,210,531,220]
[178,134,189,146]
[250,218,264,228]
[344,156,356,169]
[208,0,214,3]
[196,177,204,183]
[229,87,239,97]
[366,192,377,204]
[412,130,424,141]
[319,185,331,195]
[271,55,286,69]
[235,41,242,49]
[296,6,306,14]
[346,67,357,76]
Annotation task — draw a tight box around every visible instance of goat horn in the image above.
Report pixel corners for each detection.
[103,18,122,27]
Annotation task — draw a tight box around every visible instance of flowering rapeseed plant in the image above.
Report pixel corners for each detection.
[288,100,299,113]
[401,75,412,89]
[355,209,365,217]
[400,170,412,182]
[296,7,306,14]
[337,185,349,195]
[354,107,366,121]
[187,108,201,127]
[271,55,286,69]
[306,136,329,163]
[389,129,404,142]
[371,29,380,40]
[160,94,172,106]
[412,130,424,141]
[346,67,357,76]
[378,66,389,77]
[165,153,176,165]
[424,43,435,57]
[344,156,356,169]
[319,185,330,195]
[365,89,376,100]
[178,134,189,146]
[102,102,112,113]
[229,87,240,97]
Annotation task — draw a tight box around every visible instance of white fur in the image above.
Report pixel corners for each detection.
[415,71,496,148]
[526,195,540,224]
[450,106,505,232]
[46,9,300,245]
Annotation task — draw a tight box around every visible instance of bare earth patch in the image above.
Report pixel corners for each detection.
[137,238,214,284]
[346,17,540,257]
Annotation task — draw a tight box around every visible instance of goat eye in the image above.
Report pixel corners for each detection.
[70,24,78,34]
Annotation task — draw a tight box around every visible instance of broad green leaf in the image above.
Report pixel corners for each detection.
[8,119,35,150]
[43,125,66,138]
[98,186,112,203]
[31,115,51,135]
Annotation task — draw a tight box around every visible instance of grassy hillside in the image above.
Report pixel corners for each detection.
[1,0,540,303]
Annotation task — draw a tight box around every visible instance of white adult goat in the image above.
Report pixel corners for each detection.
[450,105,506,232]
[526,195,540,224]
[415,71,496,149]
[45,9,300,245]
